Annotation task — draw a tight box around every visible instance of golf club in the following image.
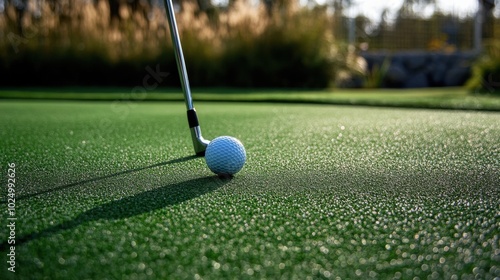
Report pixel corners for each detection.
[164,0,210,156]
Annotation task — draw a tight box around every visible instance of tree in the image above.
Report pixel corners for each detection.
[106,0,152,22]
[261,0,297,17]
[479,0,495,40]
[398,0,436,18]
[7,0,29,34]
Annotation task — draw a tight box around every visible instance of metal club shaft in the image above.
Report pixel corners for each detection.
[164,0,209,156]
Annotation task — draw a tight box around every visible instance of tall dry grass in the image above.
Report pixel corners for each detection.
[0,0,338,87]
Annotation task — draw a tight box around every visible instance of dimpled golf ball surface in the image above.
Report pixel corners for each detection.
[205,136,246,175]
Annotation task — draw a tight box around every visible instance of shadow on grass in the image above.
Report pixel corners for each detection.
[0,175,230,251]
[9,155,199,202]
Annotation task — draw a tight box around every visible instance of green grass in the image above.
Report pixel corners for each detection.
[0,100,499,279]
[1,87,500,111]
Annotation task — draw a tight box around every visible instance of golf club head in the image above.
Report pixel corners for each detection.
[190,126,210,156]
[187,109,210,156]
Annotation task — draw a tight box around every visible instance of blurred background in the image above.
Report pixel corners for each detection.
[0,0,498,90]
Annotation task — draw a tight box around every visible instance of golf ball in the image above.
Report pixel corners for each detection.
[205,136,246,176]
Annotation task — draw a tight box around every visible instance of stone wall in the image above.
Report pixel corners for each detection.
[360,51,479,88]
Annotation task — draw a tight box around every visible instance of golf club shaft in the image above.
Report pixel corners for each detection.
[164,0,209,156]
[164,0,193,110]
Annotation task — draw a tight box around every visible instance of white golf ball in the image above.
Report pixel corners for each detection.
[205,136,246,176]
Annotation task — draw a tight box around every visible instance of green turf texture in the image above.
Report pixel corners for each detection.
[0,100,499,279]
[1,87,500,111]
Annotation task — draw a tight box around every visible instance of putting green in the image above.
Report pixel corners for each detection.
[0,100,499,279]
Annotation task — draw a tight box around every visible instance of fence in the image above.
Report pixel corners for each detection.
[333,0,498,52]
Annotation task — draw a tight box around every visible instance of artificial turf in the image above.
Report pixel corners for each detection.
[0,100,499,279]
[1,87,500,111]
